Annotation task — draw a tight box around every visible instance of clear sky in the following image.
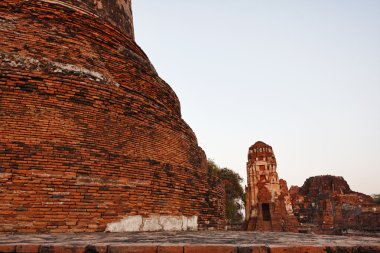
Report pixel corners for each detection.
[132,1,380,195]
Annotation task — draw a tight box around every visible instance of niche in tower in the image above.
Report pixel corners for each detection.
[262,203,271,221]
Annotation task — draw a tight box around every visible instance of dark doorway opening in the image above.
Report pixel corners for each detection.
[262,203,271,221]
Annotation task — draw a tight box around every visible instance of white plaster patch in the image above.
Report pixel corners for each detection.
[181,216,188,231]
[51,62,105,81]
[0,52,121,88]
[160,216,183,231]
[142,215,162,232]
[105,215,142,232]
[105,215,198,232]
[187,216,198,231]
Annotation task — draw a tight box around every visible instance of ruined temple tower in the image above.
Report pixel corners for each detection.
[0,0,225,232]
[244,141,298,232]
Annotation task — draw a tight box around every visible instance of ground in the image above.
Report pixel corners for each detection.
[0,231,379,253]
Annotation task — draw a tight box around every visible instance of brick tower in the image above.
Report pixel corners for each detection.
[0,0,225,232]
[244,141,298,232]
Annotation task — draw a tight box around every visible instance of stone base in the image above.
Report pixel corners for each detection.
[0,231,379,253]
[1,245,379,253]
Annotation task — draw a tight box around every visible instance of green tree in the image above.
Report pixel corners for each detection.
[373,194,380,204]
[207,159,245,224]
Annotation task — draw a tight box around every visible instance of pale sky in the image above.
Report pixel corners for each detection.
[132,1,380,195]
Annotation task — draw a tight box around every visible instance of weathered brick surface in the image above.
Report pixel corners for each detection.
[57,0,134,38]
[0,0,225,232]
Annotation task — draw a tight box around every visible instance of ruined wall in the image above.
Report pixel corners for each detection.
[244,141,298,232]
[290,175,380,233]
[0,0,225,232]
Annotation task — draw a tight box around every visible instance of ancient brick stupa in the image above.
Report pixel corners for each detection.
[0,0,225,232]
[244,141,298,232]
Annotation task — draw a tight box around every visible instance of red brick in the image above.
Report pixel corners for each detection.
[39,245,86,253]
[0,245,16,253]
[158,246,183,253]
[85,245,108,253]
[15,244,40,253]
[184,245,237,253]
[270,246,327,253]
[237,246,268,253]
[108,245,158,253]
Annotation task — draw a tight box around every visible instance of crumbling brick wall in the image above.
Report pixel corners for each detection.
[0,0,225,232]
[290,175,380,233]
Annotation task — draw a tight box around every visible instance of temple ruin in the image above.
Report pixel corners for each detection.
[0,0,225,232]
[290,175,380,234]
[243,141,298,232]
[243,141,379,234]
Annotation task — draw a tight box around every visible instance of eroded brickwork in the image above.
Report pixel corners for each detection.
[0,0,225,232]
[243,141,298,232]
[290,175,380,234]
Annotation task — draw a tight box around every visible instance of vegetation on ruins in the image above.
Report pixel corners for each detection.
[373,194,380,204]
[208,159,245,224]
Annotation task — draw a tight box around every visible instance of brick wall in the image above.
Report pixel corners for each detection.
[0,0,226,232]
